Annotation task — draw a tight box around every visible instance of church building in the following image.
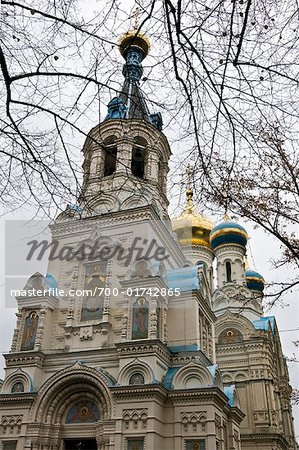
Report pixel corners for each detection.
[0,25,297,450]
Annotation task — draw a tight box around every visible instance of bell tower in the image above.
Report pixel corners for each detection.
[80,28,171,219]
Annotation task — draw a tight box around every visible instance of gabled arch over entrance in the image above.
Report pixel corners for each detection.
[28,363,113,448]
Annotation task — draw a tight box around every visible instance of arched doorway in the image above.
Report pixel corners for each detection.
[28,364,113,450]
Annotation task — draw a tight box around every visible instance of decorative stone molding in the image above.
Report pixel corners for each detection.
[1,368,32,394]
[34,309,46,350]
[116,340,171,363]
[80,325,93,340]
[10,312,22,352]
[117,359,154,386]
[172,362,214,390]
[1,415,22,435]
[122,409,148,430]
[253,409,277,428]
[181,412,206,432]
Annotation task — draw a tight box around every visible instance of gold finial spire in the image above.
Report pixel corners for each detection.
[186,165,194,213]
[224,208,230,222]
[244,254,250,270]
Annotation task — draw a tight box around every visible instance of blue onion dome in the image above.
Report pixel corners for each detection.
[210,216,248,250]
[245,269,265,292]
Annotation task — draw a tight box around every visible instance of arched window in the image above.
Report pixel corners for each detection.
[103,136,117,176]
[131,137,147,178]
[65,400,100,424]
[226,261,232,282]
[129,372,145,385]
[132,298,149,340]
[11,381,24,393]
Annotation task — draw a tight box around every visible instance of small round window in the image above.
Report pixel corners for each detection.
[11,381,25,393]
[129,372,145,385]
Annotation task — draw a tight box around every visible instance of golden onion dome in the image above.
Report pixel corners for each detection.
[119,30,151,58]
[172,189,214,248]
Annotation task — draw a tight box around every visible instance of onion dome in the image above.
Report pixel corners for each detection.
[119,30,150,59]
[245,269,265,292]
[172,189,214,248]
[210,215,248,250]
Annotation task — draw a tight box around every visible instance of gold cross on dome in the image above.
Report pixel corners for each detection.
[186,164,193,190]
[132,6,141,30]
[185,164,194,212]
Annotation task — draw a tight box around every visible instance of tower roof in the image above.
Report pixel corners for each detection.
[105,25,162,130]
[245,269,265,292]
[210,216,248,250]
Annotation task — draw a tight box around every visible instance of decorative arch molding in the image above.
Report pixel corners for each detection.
[73,233,115,259]
[172,362,214,390]
[215,311,255,341]
[29,362,113,424]
[221,284,251,299]
[86,193,120,214]
[234,371,248,382]
[222,373,233,384]
[2,368,33,394]
[121,194,152,210]
[117,359,155,386]
[125,259,154,280]
[213,295,229,311]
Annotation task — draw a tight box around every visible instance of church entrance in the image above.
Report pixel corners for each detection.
[64,439,97,450]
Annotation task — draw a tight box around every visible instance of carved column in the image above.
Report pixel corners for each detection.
[35,308,46,350]
[149,298,157,339]
[66,264,79,325]
[159,162,169,195]
[102,260,113,325]
[163,303,168,343]
[116,139,133,173]
[11,310,22,352]
[90,147,103,178]
[121,311,128,341]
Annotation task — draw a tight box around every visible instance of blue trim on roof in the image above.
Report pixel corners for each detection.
[168,344,200,353]
[163,367,180,389]
[207,364,217,380]
[66,203,82,213]
[166,266,202,292]
[45,273,58,290]
[252,316,275,333]
[224,384,236,406]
